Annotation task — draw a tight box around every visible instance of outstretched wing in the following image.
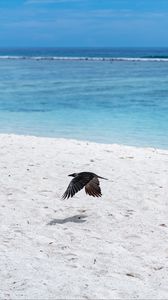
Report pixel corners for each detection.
[85,177,102,197]
[62,174,92,199]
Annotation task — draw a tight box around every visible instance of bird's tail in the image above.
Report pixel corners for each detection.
[98,175,108,180]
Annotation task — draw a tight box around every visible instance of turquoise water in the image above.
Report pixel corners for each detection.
[0,48,168,148]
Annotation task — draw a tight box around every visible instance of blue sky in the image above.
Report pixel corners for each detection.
[0,0,168,47]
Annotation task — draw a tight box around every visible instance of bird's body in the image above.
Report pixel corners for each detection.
[62,172,107,199]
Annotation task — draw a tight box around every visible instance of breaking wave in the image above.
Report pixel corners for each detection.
[1,55,168,62]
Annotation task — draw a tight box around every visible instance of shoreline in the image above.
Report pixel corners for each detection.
[1,132,168,152]
[0,133,168,152]
[0,133,168,299]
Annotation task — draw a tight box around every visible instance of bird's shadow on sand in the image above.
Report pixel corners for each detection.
[47,214,87,225]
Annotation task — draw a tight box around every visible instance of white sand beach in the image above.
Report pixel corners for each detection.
[0,133,168,299]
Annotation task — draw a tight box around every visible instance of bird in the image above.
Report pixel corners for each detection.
[62,172,108,199]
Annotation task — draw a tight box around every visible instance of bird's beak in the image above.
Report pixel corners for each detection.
[68,174,73,177]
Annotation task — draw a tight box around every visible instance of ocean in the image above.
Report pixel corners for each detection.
[0,47,168,149]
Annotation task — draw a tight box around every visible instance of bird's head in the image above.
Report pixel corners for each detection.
[68,173,78,177]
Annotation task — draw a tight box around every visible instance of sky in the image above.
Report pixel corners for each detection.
[0,0,168,47]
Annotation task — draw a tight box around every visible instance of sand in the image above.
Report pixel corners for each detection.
[0,133,168,299]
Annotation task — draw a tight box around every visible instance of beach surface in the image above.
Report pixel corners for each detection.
[0,134,168,299]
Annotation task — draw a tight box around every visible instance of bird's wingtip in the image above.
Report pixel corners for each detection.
[61,193,67,200]
[98,176,108,180]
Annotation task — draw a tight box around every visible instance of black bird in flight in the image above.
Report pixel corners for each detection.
[62,172,108,199]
